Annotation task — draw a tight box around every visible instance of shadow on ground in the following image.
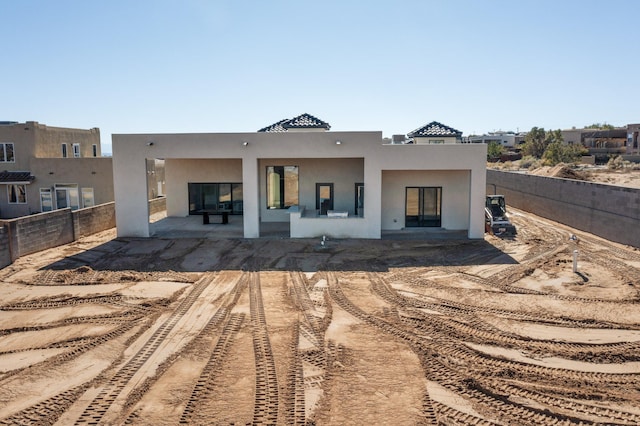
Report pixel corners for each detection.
[41,237,518,273]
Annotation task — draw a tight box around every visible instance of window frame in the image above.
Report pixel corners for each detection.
[62,143,68,158]
[0,143,15,162]
[7,184,27,204]
[81,187,94,208]
[72,143,81,158]
[40,188,53,212]
[266,165,299,209]
[92,144,98,157]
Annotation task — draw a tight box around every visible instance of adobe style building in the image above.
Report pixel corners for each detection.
[0,121,114,218]
[112,114,486,239]
[561,126,628,159]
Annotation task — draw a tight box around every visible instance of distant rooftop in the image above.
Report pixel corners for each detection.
[258,113,331,132]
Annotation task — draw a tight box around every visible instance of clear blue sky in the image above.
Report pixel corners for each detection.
[2,0,639,153]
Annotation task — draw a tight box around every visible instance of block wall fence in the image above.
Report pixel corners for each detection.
[0,197,166,268]
[486,170,639,248]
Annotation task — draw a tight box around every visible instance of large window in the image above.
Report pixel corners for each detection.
[0,143,15,162]
[55,184,80,210]
[267,166,298,209]
[40,188,53,212]
[8,184,26,204]
[188,183,243,214]
[81,188,95,208]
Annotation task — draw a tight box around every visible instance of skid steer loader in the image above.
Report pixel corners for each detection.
[485,195,517,237]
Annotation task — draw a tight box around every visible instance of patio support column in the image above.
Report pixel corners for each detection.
[113,136,150,237]
[242,157,260,238]
[468,167,486,239]
[364,159,382,238]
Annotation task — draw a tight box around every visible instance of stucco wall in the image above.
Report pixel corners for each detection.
[113,131,487,239]
[486,169,640,248]
[381,170,471,230]
[290,208,372,238]
[30,157,114,205]
[32,123,101,158]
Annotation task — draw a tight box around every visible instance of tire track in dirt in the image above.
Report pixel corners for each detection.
[249,271,280,425]
[72,273,215,425]
[326,271,439,424]
[372,271,640,424]
[179,312,245,424]
[331,271,636,425]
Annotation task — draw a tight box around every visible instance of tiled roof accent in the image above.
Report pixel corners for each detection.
[407,121,462,138]
[257,119,289,133]
[0,171,35,183]
[283,113,330,130]
[258,113,331,132]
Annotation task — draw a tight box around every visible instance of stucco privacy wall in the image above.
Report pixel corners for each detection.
[486,169,640,247]
[112,132,487,239]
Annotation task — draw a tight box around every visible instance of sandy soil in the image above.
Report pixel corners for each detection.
[491,162,640,189]
[0,209,639,425]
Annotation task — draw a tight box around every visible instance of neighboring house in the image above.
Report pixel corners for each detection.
[627,124,640,155]
[407,121,462,144]
[112,113,486,240]
[0,121,114,218]
[465,131,526,148]
[561,127,627,158]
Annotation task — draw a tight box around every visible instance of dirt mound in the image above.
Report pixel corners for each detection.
[530,164,588,180]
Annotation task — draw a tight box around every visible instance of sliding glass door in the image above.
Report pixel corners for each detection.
[405,187,442,227]
[188,183,243,214]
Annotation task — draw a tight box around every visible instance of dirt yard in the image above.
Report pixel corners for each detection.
[1,209,639,425]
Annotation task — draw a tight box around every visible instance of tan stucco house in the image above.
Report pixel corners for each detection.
[112,114,486,239]
[0,121,114,218]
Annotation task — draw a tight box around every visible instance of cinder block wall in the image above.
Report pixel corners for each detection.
[487,169,640,247]
[149,197,166,215]
[4,209,75,260]
[0,227,12,268]
[0,198,167,265]
[72,202,116,239]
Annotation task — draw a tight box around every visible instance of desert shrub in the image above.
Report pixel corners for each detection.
[542,142,585,166]
[606,155,637,170]
[607,155,624,170]
[519,156,539,169]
